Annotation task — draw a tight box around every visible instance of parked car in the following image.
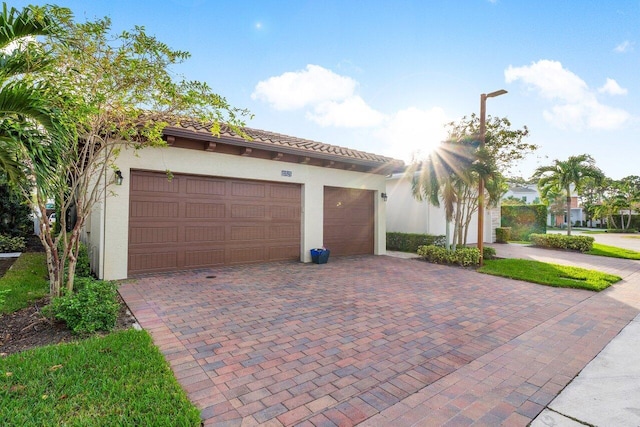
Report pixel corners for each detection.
[48,213,56,224]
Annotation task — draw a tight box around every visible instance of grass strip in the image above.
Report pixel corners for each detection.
[0,329,201,426]
[479,258,621,291]
[0,253,48,314]
[587,243,640,260]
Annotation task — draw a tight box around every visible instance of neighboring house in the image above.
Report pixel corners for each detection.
[82,120,403,280]
[385,172,500,244]
[502,185,539,204]
[501,184,584,227]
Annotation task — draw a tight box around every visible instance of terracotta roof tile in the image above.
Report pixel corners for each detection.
[149,115,403,168]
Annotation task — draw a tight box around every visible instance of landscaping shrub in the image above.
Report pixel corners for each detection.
[495,227,511,243]
[0,234,26,252]
[387,232,446,253]
[74,242,92,278]
[529,233,594,252]
[501,205,547,241]
[483,246,497,260]
[51,277,119,334]
[417,245,481,267]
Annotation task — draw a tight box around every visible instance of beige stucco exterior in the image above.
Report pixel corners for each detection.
[386,173,498,245]
[85,144,388,280]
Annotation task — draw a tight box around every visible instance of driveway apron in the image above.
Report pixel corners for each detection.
[119,252,640,426]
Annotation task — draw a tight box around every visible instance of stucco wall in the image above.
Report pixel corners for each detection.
[87,144,388,280]
[385,174,494,245]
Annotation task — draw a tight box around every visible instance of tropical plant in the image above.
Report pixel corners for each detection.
[408,115,530,248]
[0,3,72,188]
[533,154,604,236]
[0,6,251,297]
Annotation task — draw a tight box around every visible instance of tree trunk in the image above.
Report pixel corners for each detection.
[566,193,572,236]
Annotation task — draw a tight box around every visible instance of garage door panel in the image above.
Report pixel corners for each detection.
[185,177,226,195]
[129,252,178,273]
[128,170,301,275]
[130,201,179,218]
[232,181,266,198]
[185,202,226,218]
[270,184,301,199]
[184,225,225,243]
[230,225,265,241]
[269,224,300,239]
[129,226,179,244]
[184,249,225,268]
[271,205,300,220]
[131,173,179,193]
[231,204,266,219]
[323,187,374,256]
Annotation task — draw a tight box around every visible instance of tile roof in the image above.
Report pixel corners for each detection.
[152,115,403,168]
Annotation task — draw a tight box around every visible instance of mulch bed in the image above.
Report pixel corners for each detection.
[0,236,137,357]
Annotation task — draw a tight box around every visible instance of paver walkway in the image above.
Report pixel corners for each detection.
[119,250,640,426]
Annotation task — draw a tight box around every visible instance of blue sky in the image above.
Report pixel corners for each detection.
[17,0,640,179]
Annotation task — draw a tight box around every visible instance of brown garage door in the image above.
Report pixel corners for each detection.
[323,186,374,256]
[128,170,301,275]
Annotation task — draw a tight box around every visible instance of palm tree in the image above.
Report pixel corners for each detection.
[533,154,604,236]
[0,3,70,190]
[409,139,479,250]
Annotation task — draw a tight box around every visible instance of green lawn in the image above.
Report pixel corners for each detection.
[479,258,621,291]
[1,254,201,425]
[0,329,201,426]
[587,243,640,260]
[0,253,49,314]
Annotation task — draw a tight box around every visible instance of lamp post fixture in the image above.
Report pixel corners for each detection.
[477,89,507,265]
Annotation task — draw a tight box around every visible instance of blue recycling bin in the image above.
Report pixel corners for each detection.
[310,248,330,264]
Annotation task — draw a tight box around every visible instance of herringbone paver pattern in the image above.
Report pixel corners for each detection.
[119,252,640,426]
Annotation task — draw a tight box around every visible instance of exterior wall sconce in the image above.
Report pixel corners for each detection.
[381,192,388,202]
[115,170,124,186]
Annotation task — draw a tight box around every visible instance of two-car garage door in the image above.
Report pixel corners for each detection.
[128,171,302,275]
[127,171,375,276]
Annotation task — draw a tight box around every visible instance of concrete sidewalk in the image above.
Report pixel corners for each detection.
[491,244,640,427]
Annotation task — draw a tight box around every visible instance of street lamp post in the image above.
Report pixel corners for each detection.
[477,89,507,265]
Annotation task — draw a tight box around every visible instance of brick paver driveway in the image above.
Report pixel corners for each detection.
[119,254,640,426]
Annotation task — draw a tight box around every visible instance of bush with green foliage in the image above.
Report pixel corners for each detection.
[387,232,446,253]
[529,233,594,252]
[51,277,119,334]
[417,245,481,266]
[501,204,547,241]
[0,175,33,236]
[495,227,511,243]
[0,234,26,252]
[483,246,497,260]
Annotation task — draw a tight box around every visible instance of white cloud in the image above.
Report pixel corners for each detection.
[598,78,628,95]
[505,60,588,103]
[253,65,450,160]
[306,96,386,128]
[375,107,449,162]
[505,60,630,130]
[614,40,633,53]
[251,64,357,110]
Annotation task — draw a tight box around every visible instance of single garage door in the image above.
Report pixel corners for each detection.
[323,186,374,256]
[128,170,301,275]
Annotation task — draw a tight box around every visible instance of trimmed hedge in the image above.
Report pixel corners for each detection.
[501,205,547,241]
[387,232,446,253]
[495,227,511,243]
[529,233,594,253]
[0,234,26,252]
[417,245,481,267]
